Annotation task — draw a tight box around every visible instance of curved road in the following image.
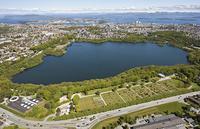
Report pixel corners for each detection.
[1,91,200,129]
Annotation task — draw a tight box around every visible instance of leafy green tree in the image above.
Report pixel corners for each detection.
[72,95,80,105]
[95,91,100,96]
[122,125,129,129]
[112,87,117,92]
[44,102,52,110]
[56,108,61,116]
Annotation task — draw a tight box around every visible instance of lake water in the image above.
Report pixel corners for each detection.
[12,42,189,85]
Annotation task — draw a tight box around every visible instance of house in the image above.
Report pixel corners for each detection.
[158,73,165,78]
[190,107,200,114]
[185,94,200,106]
[185,118,198,128]
[57,102,71,116]
[59,95,68,103]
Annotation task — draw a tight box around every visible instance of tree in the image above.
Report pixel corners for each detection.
[95,91,100,96]
[126,85,131,89]
[72,95,80,105]
[164,110,169,115]
[0,88,12,103]
[36,89,51,100]
[26,106,48,119]
[83,90,88,95]
[173,111,183,117]
[122,125,129,129]
[112,87,117,92]
[118,116,125,125]
[118,85,123,88]
[56,108,61,116]
[44,102,51,109]
[144,76,150,82]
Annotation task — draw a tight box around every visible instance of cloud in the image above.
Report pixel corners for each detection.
[0,5,200,14]
[152,5,200,11]
[111,5,200,12]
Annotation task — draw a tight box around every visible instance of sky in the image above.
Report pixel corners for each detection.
[0,0,200,12]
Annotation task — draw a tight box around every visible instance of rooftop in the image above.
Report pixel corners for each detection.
[131,114,186,129]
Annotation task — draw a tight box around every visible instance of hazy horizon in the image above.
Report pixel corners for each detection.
[0,0,200,14]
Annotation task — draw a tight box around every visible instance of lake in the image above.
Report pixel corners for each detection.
[12,42,189,85]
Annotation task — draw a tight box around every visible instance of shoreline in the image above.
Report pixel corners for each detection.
[0,31,199,120]
[1,31,197,85]
[11,41,190,85]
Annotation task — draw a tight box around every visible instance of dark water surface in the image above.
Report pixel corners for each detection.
[12,42,188,85]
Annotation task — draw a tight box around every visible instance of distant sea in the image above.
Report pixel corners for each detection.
[0,12,200,24]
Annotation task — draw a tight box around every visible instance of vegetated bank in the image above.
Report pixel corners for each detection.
[0,31,199,120]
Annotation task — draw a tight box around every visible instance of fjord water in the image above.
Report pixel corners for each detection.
[12,42,188,85]
[1,13,200,24]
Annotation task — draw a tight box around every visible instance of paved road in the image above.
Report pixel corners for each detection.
[0,91,200,129]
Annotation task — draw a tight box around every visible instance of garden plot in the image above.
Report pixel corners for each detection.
[145,83,167,94]
[101,92,125,105]
[132,86,154,98]
[157,79,183,91]
[76,96,104,111]
[117,89,140,103]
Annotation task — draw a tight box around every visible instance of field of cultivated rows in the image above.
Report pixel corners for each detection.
[76,79,192,111]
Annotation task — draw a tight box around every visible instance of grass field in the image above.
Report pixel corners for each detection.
[92,102,187,129]
[76,96,105,111]
[101,92,125,105]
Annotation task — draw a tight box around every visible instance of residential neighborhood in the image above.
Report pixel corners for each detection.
[0,22,200,64]
[0,1,200,128]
